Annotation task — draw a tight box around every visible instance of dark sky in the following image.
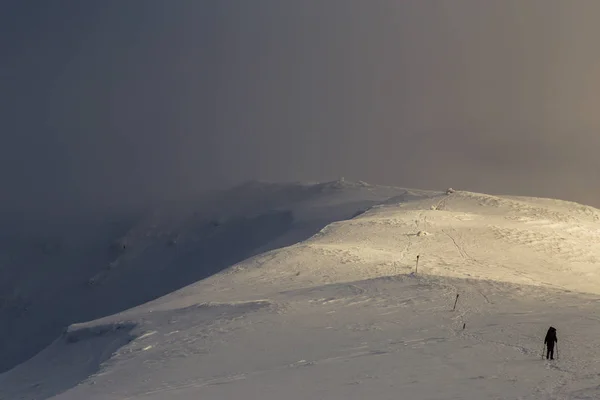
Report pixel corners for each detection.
[3,1,600,218]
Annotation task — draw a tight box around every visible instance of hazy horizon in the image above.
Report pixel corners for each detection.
[3,0,600,219]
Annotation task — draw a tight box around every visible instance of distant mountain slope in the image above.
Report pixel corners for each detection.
[0,180,419,372]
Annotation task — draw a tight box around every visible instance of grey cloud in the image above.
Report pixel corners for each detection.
[3,0,600,221]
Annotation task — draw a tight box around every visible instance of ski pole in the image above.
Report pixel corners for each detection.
[541,344,545,359]
[556,342,559,360]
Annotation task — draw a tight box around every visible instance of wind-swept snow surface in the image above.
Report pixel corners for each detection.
[4,182,600,399]
[5,277,600,400]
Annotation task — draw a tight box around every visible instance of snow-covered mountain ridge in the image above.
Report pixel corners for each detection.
[3,180,600,399]
[159,186,600,309]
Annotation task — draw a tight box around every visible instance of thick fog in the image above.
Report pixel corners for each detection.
[3,0,600,220]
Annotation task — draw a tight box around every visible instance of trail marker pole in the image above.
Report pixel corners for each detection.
[452,293,459,311]
[415,255,420,274]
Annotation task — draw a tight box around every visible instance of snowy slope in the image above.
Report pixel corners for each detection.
[3,182,600,399]
[0,180,416,373]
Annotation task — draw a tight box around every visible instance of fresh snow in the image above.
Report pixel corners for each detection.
[3,180,600,399]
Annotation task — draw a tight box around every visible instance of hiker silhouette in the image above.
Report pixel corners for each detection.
[544,326,558,360]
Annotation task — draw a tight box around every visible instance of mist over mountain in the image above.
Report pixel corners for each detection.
[3,1,600,219]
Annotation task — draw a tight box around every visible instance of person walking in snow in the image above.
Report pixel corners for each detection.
[544,326,558,360]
